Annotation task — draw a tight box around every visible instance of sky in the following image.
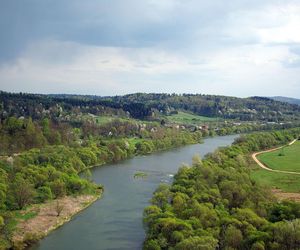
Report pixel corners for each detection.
[0,0,300,98]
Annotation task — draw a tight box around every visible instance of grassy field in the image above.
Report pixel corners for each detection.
[257,141,300,172]
[84,115,135,125]
[251,169,300,192]
[83,112,218,126]
[87,115,160,126]
[166,111,219,125]
[251,140,300,193]
[95,116,115,124]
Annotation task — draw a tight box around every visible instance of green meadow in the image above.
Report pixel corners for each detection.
[257,140,300,172]
[251,169,300,192]
[251,140,300,192]
[166,111,219,125]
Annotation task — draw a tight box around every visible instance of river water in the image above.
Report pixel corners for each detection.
[31,135,238,250]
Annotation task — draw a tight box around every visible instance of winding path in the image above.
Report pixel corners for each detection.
[251,139,300,175]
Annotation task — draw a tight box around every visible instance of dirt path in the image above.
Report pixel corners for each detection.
[251,139,300,175]
[272,189,300,202]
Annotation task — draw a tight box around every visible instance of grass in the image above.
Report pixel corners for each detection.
[85,111,218,126]
[257,141,300,172]
[86,114,160,126]
[15,211,38,221]
[251,169,300,193]
[7,210,39,234]
[95,116,115,124]
[134,171,148,179]
[128,137,143,144]
[82,114,131,124]
[93,115,133,125]
[166,111,219,125]
[251,140,300,193]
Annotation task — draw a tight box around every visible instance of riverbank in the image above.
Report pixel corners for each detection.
[30,135,239,250]
[11,193,101,249]
[2,134,219,250]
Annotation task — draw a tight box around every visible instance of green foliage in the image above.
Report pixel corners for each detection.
[134,172,148,179]
[1,91,300,249]
[7,174,35,210]
[175,236,218,250]
[144,239,161,250]
[15,211,38,221]
[50,180,66,198]
[0,168,7,209]
[0,117,65,155]
[251,169,300,193]
[224,225,243,249]
[144,128,300,250]
[36,186,53,202]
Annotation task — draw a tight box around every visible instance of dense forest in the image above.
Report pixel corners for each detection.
[96,93,300,121]
[143,128,300,250]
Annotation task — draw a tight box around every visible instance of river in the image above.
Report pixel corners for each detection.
[31,135,238,250]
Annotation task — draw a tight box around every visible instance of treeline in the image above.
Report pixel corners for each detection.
[144,128,300,250]
[0,91,126,122]
[0,117,75,155]
[0,146,100,248]
[97,93,300,121]
[1,114,295,157]
[2,91,300,122]
[0,115,201,155]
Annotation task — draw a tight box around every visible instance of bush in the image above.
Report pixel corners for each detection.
[36,186,53,202]
[50,180,66,198]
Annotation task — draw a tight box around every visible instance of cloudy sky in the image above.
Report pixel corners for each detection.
[0,0,300,98]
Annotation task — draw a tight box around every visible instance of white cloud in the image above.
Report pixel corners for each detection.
[256,4,300,44]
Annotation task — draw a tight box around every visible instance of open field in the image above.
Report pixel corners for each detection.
[251,140,300,193]
[251,169,300,193]
[257,140,300,172]
[166,111,219,124]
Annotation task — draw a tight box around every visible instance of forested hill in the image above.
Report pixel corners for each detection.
[270,96,300,106]
[1,91,300,122]
[96,93,300,121]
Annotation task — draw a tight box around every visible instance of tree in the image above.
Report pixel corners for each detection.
[224,225,243,249]
[175,236,218,250]
[50,180,66,198]
[251,241,265,250]
[36,186,53,202]
[192,154,202,167]
[55,200,64,217]
[0,169,7,209]
[9,174,35,209]
[144,239,161,250]
[273,219,300,250]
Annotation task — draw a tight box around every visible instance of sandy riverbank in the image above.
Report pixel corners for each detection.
[12,193,101,249]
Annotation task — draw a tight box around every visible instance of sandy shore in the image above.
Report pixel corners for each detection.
[12,194,101,249]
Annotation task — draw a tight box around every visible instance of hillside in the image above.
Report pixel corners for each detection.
[2,92,300,122]
[270,96,300,106]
